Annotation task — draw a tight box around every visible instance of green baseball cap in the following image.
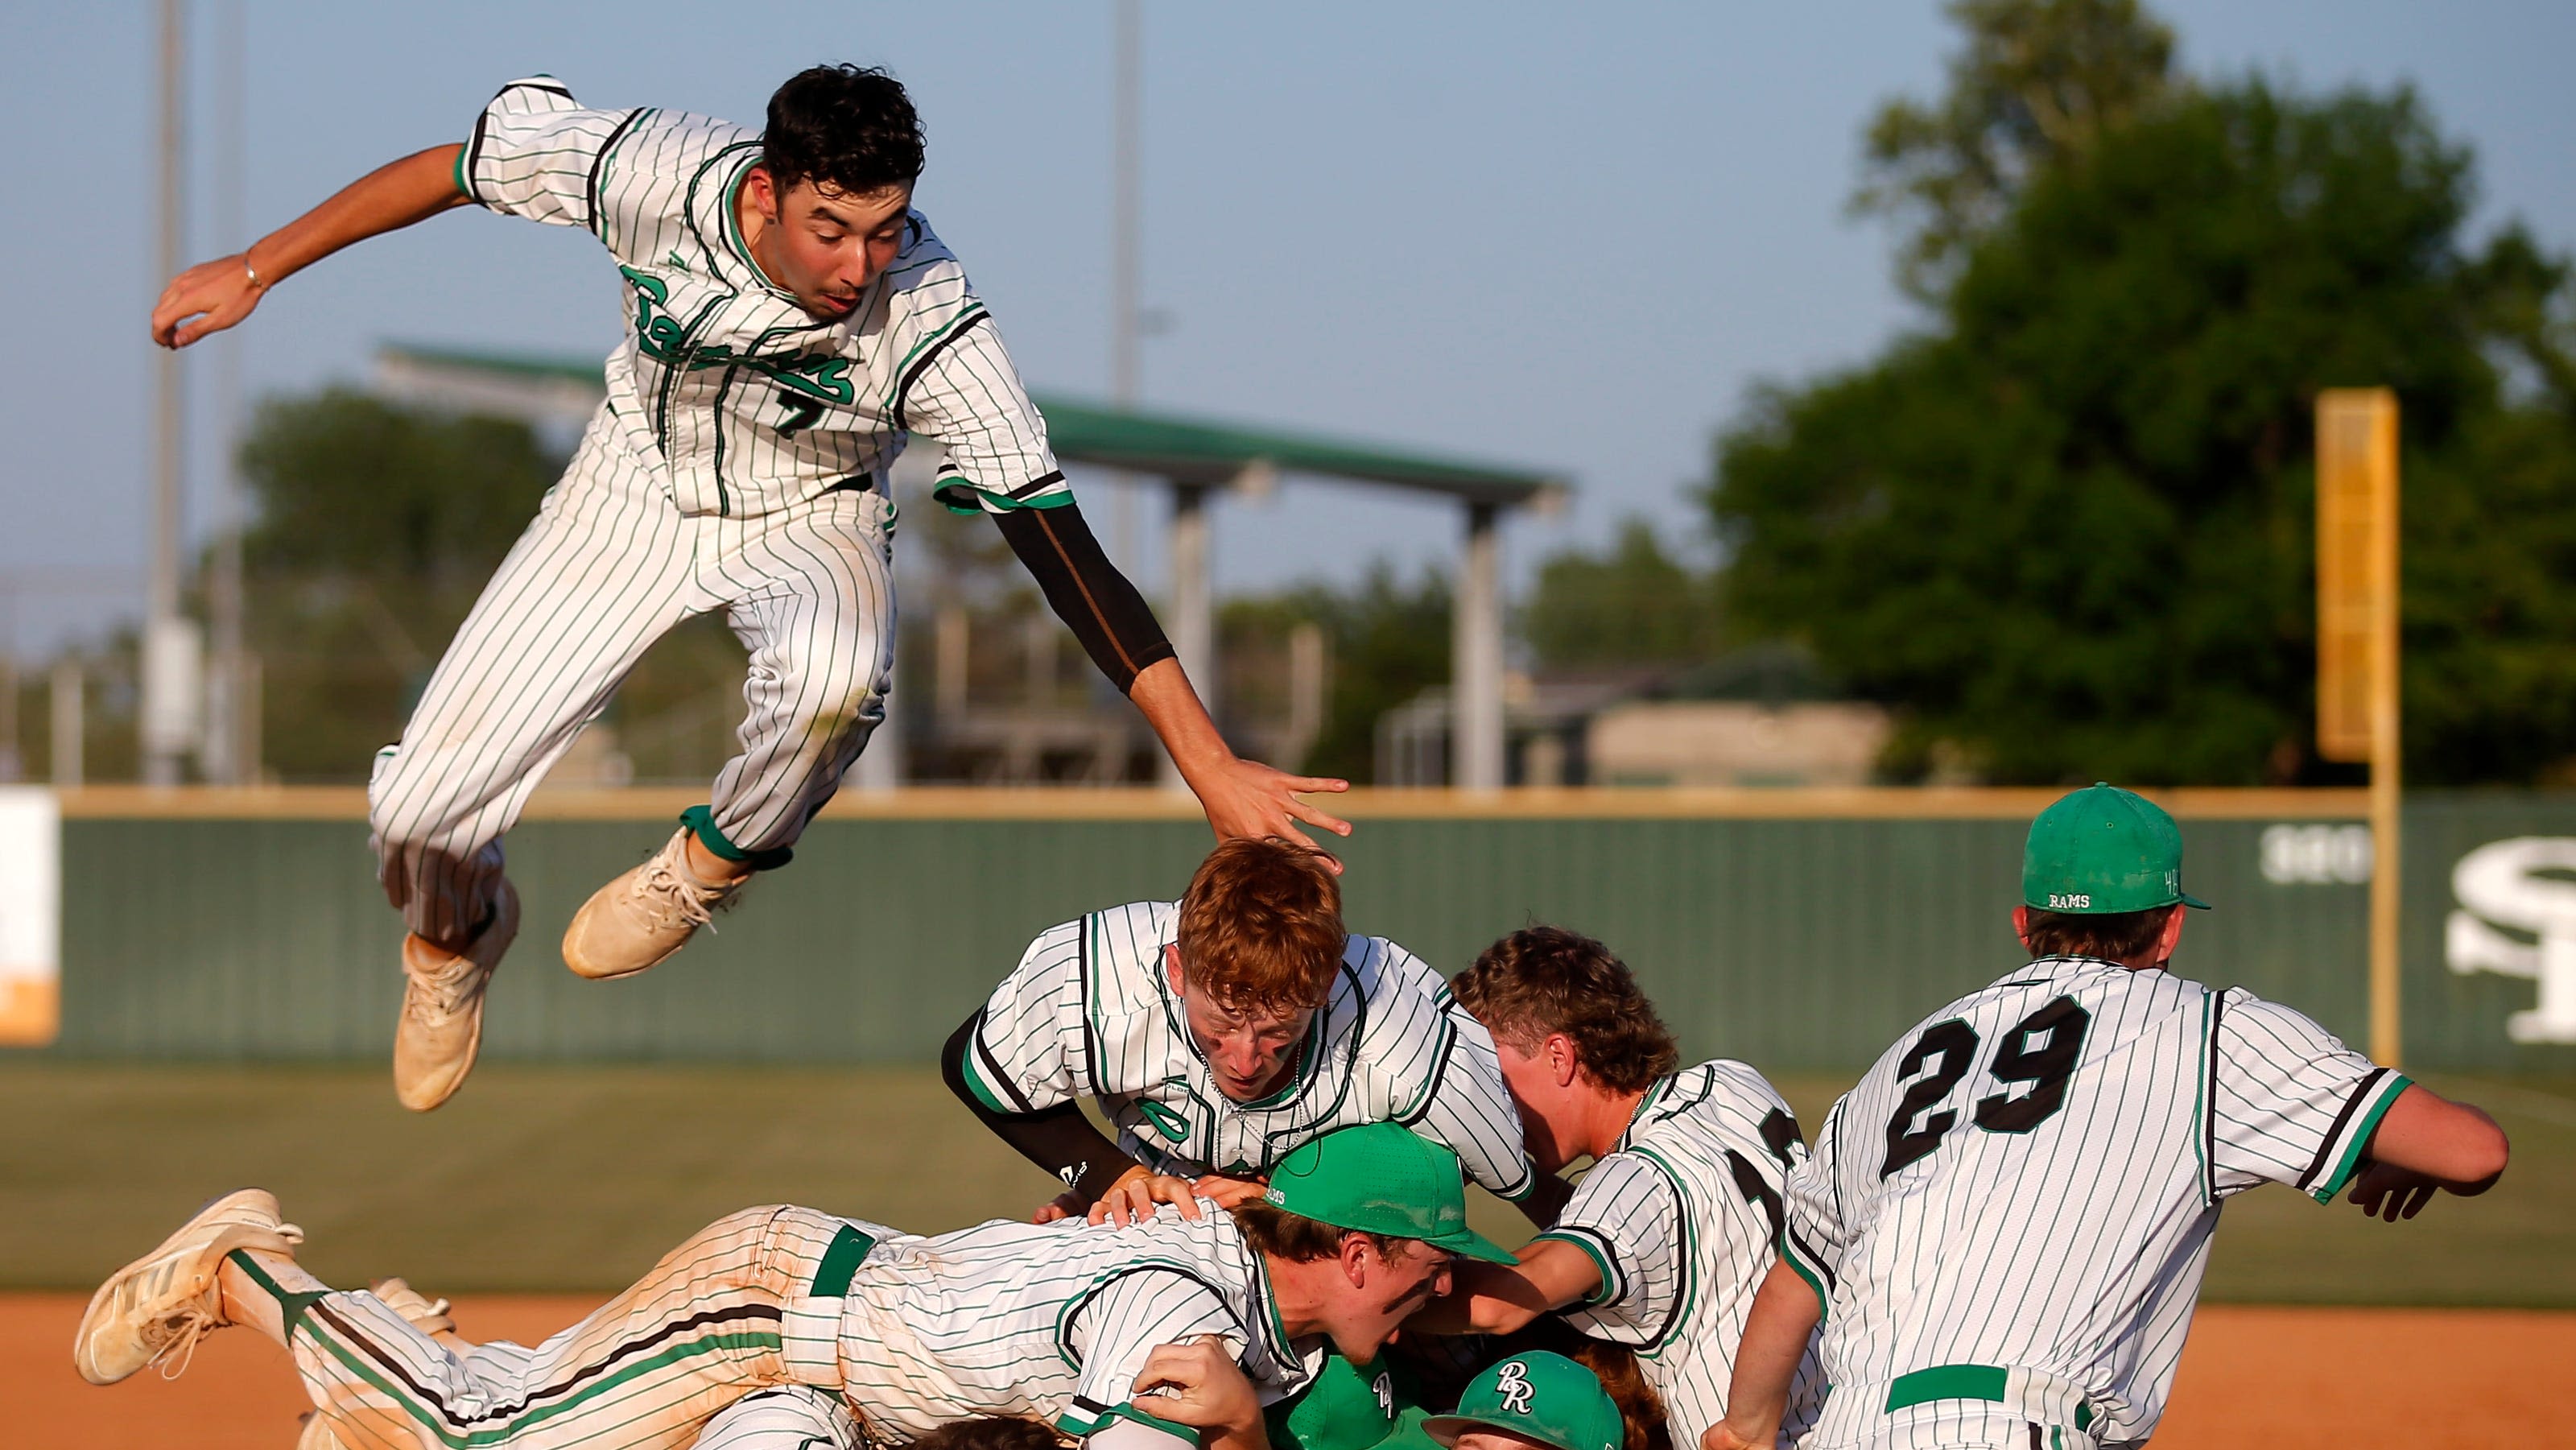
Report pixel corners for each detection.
[1269,1354,1410,1450]
[1262,1123,1517,1264]
[1422,1353,1623,1450]
[2023,783,2211,915]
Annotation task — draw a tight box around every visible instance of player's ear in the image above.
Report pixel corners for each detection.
[2012,904,2034,951]
[2154,903,2186,964]
[1164,944,1188,995]
[1339,1231,1373,1286]
[1546,1032,1579,1089]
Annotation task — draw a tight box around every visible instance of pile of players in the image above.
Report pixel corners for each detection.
[74,785,2509,1450]
[112,59,2509,1450]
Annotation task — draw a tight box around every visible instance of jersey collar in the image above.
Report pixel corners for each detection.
[1610,1073,1675,1155]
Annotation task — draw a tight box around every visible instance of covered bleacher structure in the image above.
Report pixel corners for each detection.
[374,342,1569,787]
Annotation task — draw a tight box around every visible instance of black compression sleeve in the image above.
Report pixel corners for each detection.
[939,1010,1140,1205]
[991,500,1175,695]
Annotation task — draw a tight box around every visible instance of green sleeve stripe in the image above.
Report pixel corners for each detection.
[960,1045,1013,1115]
[1534,1229,1619,1307]
[452,145,473,200]
[2310,1072,2413,1203]
[935,479,1075,515]
[1779,1228,1831,1323]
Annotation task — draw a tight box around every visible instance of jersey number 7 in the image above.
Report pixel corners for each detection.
[1880,996,2093,1177]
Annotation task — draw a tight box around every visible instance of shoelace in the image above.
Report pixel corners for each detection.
[148,1220,303,1381]
[630,853,722,934]
[402,950,487,1026]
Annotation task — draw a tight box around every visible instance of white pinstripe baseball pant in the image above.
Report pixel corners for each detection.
[246,1204,852,1450]
[369,415,895,944]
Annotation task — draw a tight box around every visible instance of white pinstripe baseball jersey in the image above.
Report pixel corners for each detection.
[1533,1060,1823,1444]
[462,76,1067,520]
[832,1210,1323,1440]
[959,902,1538,1201]
[1781,956,2411,1450]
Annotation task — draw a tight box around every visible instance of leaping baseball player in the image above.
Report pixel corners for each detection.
[151,64,1350,1110]
[1706,784,2512,1450]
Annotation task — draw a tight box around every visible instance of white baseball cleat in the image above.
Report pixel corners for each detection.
[560,828,744,981]
[72,1189,305,1386]
[394,878,521,1113]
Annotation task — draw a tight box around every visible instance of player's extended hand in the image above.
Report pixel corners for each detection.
[1189,1174,1268,1210]
[1132,1337,1264,1440]
[1088,1167,1207,1226]
[1699,1419,1765,1450]
[1191,755,1352,871]
[2346,1161,2443,1222]
[1032,1189,1084,1225]
[151,254,267,349]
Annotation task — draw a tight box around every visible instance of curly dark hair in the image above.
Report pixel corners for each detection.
[2021,903,2178,962]
[763,64,926,195]
[902,1419,1067,1450]
[1451,927,1680,1093]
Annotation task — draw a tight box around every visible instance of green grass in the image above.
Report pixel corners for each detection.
[2,1063,2567,1305]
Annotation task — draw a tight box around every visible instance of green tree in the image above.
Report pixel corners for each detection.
[1715,20,2576,784]
[234,389,749,781]
[1856,0,2178,300]
[1220,567,1451,784]
[1521,518,1724,669]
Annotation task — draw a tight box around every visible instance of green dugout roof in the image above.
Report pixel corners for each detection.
[377,341,1567,509]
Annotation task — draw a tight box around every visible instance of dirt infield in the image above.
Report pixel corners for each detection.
[9,1295,2562,1448]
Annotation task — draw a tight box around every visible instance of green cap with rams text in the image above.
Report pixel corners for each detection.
[1261,1123,1517,1264]
[2023,783,2210,915]
[1422,1353,1623,1450]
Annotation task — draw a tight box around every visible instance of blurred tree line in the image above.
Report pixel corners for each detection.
[167,0,2576,788]
[1715,0,2576,784]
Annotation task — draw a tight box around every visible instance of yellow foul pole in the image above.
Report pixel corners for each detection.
[2315,389,2401,1066]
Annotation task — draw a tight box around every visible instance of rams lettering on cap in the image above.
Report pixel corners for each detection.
[2048,893,2091,909]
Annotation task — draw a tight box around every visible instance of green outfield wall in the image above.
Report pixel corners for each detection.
[27,789,2576,1072]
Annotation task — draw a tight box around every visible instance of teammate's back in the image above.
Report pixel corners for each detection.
[1710,785,2509,1450]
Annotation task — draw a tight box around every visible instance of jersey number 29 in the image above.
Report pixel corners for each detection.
[1880,995,2092,1177]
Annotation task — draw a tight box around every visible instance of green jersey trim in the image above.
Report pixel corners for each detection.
[1534,1228,1621,1308]
[2308,1071,2413,1203]
[1059,1402,1203,1447]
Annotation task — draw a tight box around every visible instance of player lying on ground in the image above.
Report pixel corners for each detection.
[148,63,1350,1113]
[1703,784,2512,1450]
[943,837,1563,1226]
[1414,927,1821,1447]
[74,1124,1509,1450]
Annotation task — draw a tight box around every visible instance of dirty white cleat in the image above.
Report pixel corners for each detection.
[294,1278,465,1450]
[393,878,521,1113]
[561,828,744,981]
[72,1189,305,1386]
[367,1276,459,1341]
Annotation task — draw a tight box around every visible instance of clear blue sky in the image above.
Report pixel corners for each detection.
[4,2,2574,658]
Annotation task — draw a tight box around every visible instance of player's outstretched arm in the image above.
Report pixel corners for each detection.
[1410,1237,1599,1335]
[987,502,1351,862]
[151,143,470,349]
[1128,659,1352,862]
[2344,1084,2509,1221]
[1707,1257,1823,1450]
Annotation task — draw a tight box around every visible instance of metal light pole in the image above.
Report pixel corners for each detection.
[1110,0,1142,567]
[141,0,198,786]
[203,0,249,783]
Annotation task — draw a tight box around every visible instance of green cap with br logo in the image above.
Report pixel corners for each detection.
[2023,783,2211,915]
[1422,1353,1622,1450]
